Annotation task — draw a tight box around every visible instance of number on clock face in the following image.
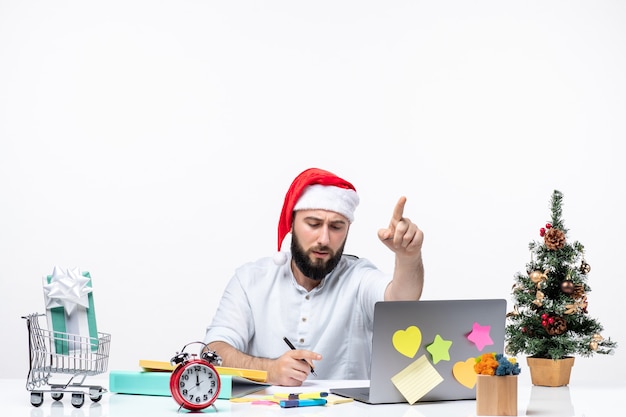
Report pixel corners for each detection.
[178,364,217,404]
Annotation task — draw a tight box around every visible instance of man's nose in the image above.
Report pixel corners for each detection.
[317,225,331,246]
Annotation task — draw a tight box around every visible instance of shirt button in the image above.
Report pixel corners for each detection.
[299,338,304,344]
[305,295,310,300]
[302,317,307,322]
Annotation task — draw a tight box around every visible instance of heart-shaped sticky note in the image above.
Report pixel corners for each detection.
[392,326,422,358]
[452,358,477,389]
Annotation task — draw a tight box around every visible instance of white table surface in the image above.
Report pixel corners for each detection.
[2,375,624,417]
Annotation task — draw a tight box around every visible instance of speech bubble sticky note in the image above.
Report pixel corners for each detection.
[391,354,444,405]
[425,334,453,364]
[467,322,493,351]
[452,357,477,389]
[392,325,422,358]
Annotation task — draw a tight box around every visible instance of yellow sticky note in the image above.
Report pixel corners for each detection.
[325,394,354,405]
[392,326,422,358]
[390,355,444,405]
[139,359,175,372]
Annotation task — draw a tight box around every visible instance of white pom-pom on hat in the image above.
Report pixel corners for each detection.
[273,251,288,265]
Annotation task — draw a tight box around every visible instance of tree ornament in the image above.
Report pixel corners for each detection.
[544,228,566,250]
[564,295,588,314]
[506,305,520,318]
[530,270,548,288]
[543,315,567,336]
[579,259,591,274]
[572,284,586,299]
[590,334,604,350]
[531,290,545,307]
[539,223,552,237]
[560,279,575,295]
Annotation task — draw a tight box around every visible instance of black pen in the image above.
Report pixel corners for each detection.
[283,337,317,376]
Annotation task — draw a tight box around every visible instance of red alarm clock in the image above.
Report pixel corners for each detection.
[169,342,222,411]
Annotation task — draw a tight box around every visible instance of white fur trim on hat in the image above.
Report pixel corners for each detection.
[293,184,359,222]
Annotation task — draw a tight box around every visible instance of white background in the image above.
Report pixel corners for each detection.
[1,1,624,384]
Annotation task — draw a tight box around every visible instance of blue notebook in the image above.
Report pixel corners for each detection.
[109,370,269,399]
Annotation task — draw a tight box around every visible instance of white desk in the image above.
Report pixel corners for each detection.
[2,376,624,417]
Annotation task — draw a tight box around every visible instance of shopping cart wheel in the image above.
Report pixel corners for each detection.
[51,391,64,401]
[30,391,44,407]
[89,386,103,402]
[71,392,85,408]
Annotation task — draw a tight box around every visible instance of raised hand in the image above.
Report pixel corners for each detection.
[377,196,423,258]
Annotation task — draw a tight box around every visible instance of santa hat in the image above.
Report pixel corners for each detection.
[274,168,359,264]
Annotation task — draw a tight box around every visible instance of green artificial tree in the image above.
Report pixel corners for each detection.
[505,190,616,360]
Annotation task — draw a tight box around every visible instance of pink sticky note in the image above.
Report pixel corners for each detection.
[467,322,493,351]
[252,400,278,406]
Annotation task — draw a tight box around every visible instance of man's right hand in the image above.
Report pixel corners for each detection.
[207,341,321,387]
[267,349,322,386]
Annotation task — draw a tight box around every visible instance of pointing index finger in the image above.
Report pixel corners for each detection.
[392,196,407,223]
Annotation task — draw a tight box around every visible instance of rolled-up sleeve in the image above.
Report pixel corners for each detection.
[204,272,254,351]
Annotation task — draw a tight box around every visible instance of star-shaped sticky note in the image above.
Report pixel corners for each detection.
[426,334,452,364]
[467,322,493,351]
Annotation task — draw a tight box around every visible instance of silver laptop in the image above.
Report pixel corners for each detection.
[331,299,506,404]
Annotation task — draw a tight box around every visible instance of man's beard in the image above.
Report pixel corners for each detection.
[291,232,345,281]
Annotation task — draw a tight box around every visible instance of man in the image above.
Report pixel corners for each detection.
[204,168,424,386]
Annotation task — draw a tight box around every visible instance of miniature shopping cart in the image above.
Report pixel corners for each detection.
[23,313,111,408]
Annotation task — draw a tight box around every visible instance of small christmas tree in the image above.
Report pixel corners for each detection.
[505,190,616,360]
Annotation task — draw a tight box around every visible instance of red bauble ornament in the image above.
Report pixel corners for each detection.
[546,223,552,229]
[540,227,546,237]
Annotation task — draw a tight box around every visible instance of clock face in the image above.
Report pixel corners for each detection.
[171,361,220,410]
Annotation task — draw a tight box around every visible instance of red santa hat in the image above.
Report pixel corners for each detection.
[274,168,359,264]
